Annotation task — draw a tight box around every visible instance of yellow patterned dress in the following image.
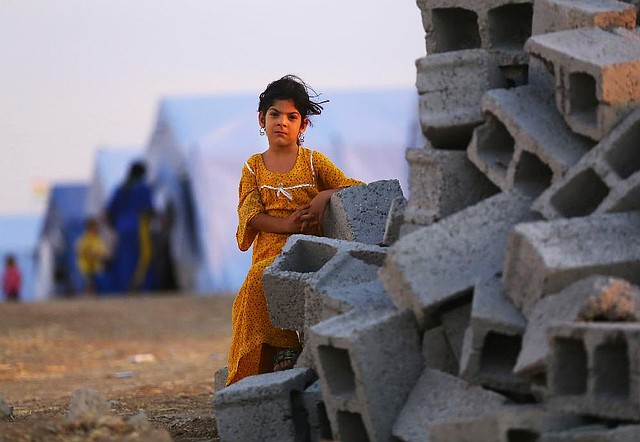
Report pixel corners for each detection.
[227,146,362,385]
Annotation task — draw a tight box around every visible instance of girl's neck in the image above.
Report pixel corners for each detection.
[262,145,299,174]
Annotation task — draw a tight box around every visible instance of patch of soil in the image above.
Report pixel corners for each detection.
[0,293,234,441]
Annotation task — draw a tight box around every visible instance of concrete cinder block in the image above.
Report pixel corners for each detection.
[532,0,636,35]
[381,195,407,246]
[467,86,593,197]
[416,50,508,149]
[302,381,333,442]
[547,322,640,421]
[541,424,640,441]
[503,211,640,317]
[263,234,386,331]
[213,368,316,442]
[429,405,587,442]
[533,108,640,220]
[308,308,423,442]
[391,368,506,442]
[525,27,640,141]
[422,325,459,375]
[416,0,533,64]
[380,191,535,330]
[322,179,404,246]
[459,275,530,394]
[515,276,640,378]
[303,249,393,339]
[404,146,499,226]
[214,366,229,393]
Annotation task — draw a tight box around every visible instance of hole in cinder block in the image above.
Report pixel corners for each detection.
[316,403,334,440]
[432,8,481,52]
[609,182,640,212]
[569,72,598,127]
[499,65,529,89]
[513,151,553,197]
[336,411,370,442]
[280,240,338,273]
[349,250,386,267]
[475,112,515,175]
[425,123,477,150]
[290,390,311,440]
[317,346,355,398]
[552,337,587,395]
[549,168,609,217]
[605,118,640,179]
[507,428,540,442]
[480,332,522,377]
[594,340,630,400]
[488,3,533,51]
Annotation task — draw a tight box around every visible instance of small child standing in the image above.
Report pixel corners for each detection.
[76,218,109,295]
[2,254,22,302]
[226,75,363,385]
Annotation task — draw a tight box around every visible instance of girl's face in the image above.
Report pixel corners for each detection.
[259,99,308,150]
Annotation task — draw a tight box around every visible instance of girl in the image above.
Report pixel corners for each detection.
[227,75,363,385]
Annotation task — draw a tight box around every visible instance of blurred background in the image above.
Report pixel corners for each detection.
[0,0,425,301]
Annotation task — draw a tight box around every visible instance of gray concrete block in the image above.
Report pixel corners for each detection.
[439,297,473,364]
[391,368,506,442]
[416,50,507,149]
[503,211,640,317]
[467,86,593,197]
[302,381,333,442]
[429,405,587,442]
[547,322,640,421]
[533,108,640,220]
[213,368,316,442]
[303,250,393,339]
[541,424,640,441]
[308,308,423,442]
[459,275,530,394]
[525,27,640,141]
[322,179,404,246]
[515,276,640,378]
[263,234,386,331]
[380,191,536,330]
[416,0,533,62]
[214,366,228,393]
[381,195,407,246]
[404,146,499,226]
[532,0,636,35]
[423,325,459,375]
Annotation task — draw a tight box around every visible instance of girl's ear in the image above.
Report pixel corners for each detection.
[300,117,309,133]
[257,111,265,128]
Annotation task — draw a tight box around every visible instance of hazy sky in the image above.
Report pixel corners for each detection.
[1,0,425,215]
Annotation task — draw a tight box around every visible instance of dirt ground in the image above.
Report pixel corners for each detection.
[0,293,235,441]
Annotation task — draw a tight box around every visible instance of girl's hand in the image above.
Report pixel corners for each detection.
[300,189,339,234]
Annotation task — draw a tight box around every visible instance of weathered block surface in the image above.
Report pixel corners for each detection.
[263,234,386,331]
[416,50,507,149]
[541,424,640,441]
[382,195,407,246]
[525,27,640,141]
[391,368,506,442]
[429,405,586,442]
[467,86,592,196]
[380,191,535,329]
[302,381,333,442]
[214,366,229,393]
[322,179,404,246]
[547,322,640,421]
[532,0,636,35]
[515,276,640,378]
[416,0,533,64]
[308,308,423,442]
[503,211,640,317]
[533,108,640,219]
[405,146,498,226]
[213,368,316,442]
[459,275,530,394]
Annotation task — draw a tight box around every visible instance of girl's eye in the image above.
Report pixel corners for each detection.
[288,115,298,121]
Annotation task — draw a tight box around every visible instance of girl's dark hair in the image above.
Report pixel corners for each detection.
[258,75,328,122]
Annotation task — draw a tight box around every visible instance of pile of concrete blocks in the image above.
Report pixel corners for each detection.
[214,0,640,440]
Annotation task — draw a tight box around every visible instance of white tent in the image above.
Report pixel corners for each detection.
[146,87,421,294]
